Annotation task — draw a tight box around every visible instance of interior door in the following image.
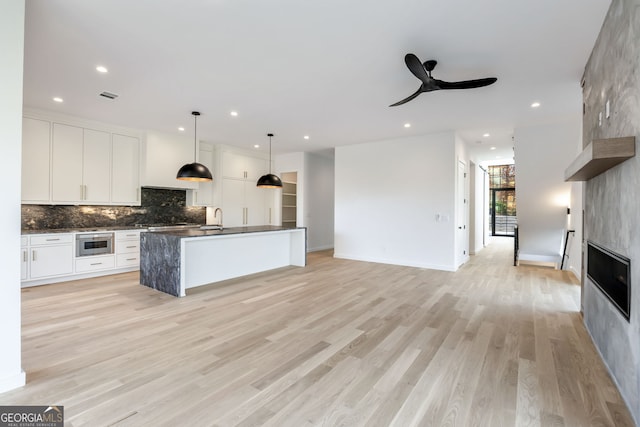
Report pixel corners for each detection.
[456,160,468,267]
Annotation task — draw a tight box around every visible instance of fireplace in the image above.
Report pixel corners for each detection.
[587,241,631,321]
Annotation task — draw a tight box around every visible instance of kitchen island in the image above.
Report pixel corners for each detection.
[139,226,306,297]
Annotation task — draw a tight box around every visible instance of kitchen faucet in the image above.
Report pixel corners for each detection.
[214,207,223,228]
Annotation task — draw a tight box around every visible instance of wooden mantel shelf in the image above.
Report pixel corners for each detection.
[564,136,635,182]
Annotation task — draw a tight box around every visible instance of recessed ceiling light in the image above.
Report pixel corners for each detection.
[178,127,185,132]
[230,111,238,117]
[531,102,541,108]
[53,97,63,103]
[304,135,310,140]
[404,123,411,128]
[254,144,260,148]
[96,65,108,73]
[483,133,490,137]
[490,146,496,150]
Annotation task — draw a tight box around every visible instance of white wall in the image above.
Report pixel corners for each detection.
[304,152,335,251]
[0,0,26,393]
[566,181,583,280]
[514,120,580,264]
[334,132,458,271]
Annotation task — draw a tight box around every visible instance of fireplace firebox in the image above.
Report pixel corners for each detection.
[587,241,630,321]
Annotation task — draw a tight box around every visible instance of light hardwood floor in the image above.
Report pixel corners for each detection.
[1,237,635,426]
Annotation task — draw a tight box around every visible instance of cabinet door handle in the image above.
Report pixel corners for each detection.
[23,251,27,262]
[136,188,140,202]
[269,208,272,224]
[126,258,137,261]
[84,185,87,200]
[45,238,61,241]
[90,262,103,266]
[32,250,37,261]
[80,184,84,199]
[126,245,137,248]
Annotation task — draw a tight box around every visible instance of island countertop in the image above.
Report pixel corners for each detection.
[140,226,306,297]
[147,225,295,238]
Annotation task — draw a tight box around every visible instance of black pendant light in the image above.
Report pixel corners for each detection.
[176,111,213,182]
[257,133,283,188]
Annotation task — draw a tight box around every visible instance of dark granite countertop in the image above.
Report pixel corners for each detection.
[147,225,301,238]
[22,226,148,235]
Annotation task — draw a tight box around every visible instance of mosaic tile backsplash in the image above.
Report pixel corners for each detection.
[22,187,206,230]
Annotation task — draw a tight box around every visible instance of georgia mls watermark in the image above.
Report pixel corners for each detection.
[0,406,63,427]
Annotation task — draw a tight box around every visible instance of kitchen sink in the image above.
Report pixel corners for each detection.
[200,225,223,230]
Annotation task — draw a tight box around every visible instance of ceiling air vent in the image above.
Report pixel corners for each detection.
[99,91,118,100]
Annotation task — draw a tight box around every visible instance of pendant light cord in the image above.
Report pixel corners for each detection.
[267,133,274,173]
[269,134,272,173]
[193,113,198,161]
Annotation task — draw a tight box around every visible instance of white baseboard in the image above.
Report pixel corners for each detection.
[333,252,456,272]
[0,370,25,394]
[307,245,334,252]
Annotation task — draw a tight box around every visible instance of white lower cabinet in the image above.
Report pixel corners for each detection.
[20,237,28,280]
[116,230,141,268]
[22,229,142,287]
[28,234,74,279]
[75,255,115,273]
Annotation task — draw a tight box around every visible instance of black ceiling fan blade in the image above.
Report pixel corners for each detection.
[389,87,423,107]
[404,53,430,84]
[435,77,497,90]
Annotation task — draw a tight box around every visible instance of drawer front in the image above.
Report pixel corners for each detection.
[75,255,115,273]
[117,240,140,254]
[30,234,74,245]
[116,253,140,267]
[116,230,142,241]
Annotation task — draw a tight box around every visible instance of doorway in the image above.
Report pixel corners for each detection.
[281,172,297,229]
[487,164,516,237]
[490,188,516,236]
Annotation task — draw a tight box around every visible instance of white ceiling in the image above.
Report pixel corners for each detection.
[23,0,610,162]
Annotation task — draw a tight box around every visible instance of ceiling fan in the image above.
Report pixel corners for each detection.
[389,53,497,107]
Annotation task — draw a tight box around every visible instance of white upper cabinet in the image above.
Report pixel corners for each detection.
[222,151,267,180]
[22,117,51,203]
[82,128,111,203]
[111,134,141,204]
[21,112,141,205]
[142,131,198,190]
[51,123,84,202]
[51,123,111,203]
